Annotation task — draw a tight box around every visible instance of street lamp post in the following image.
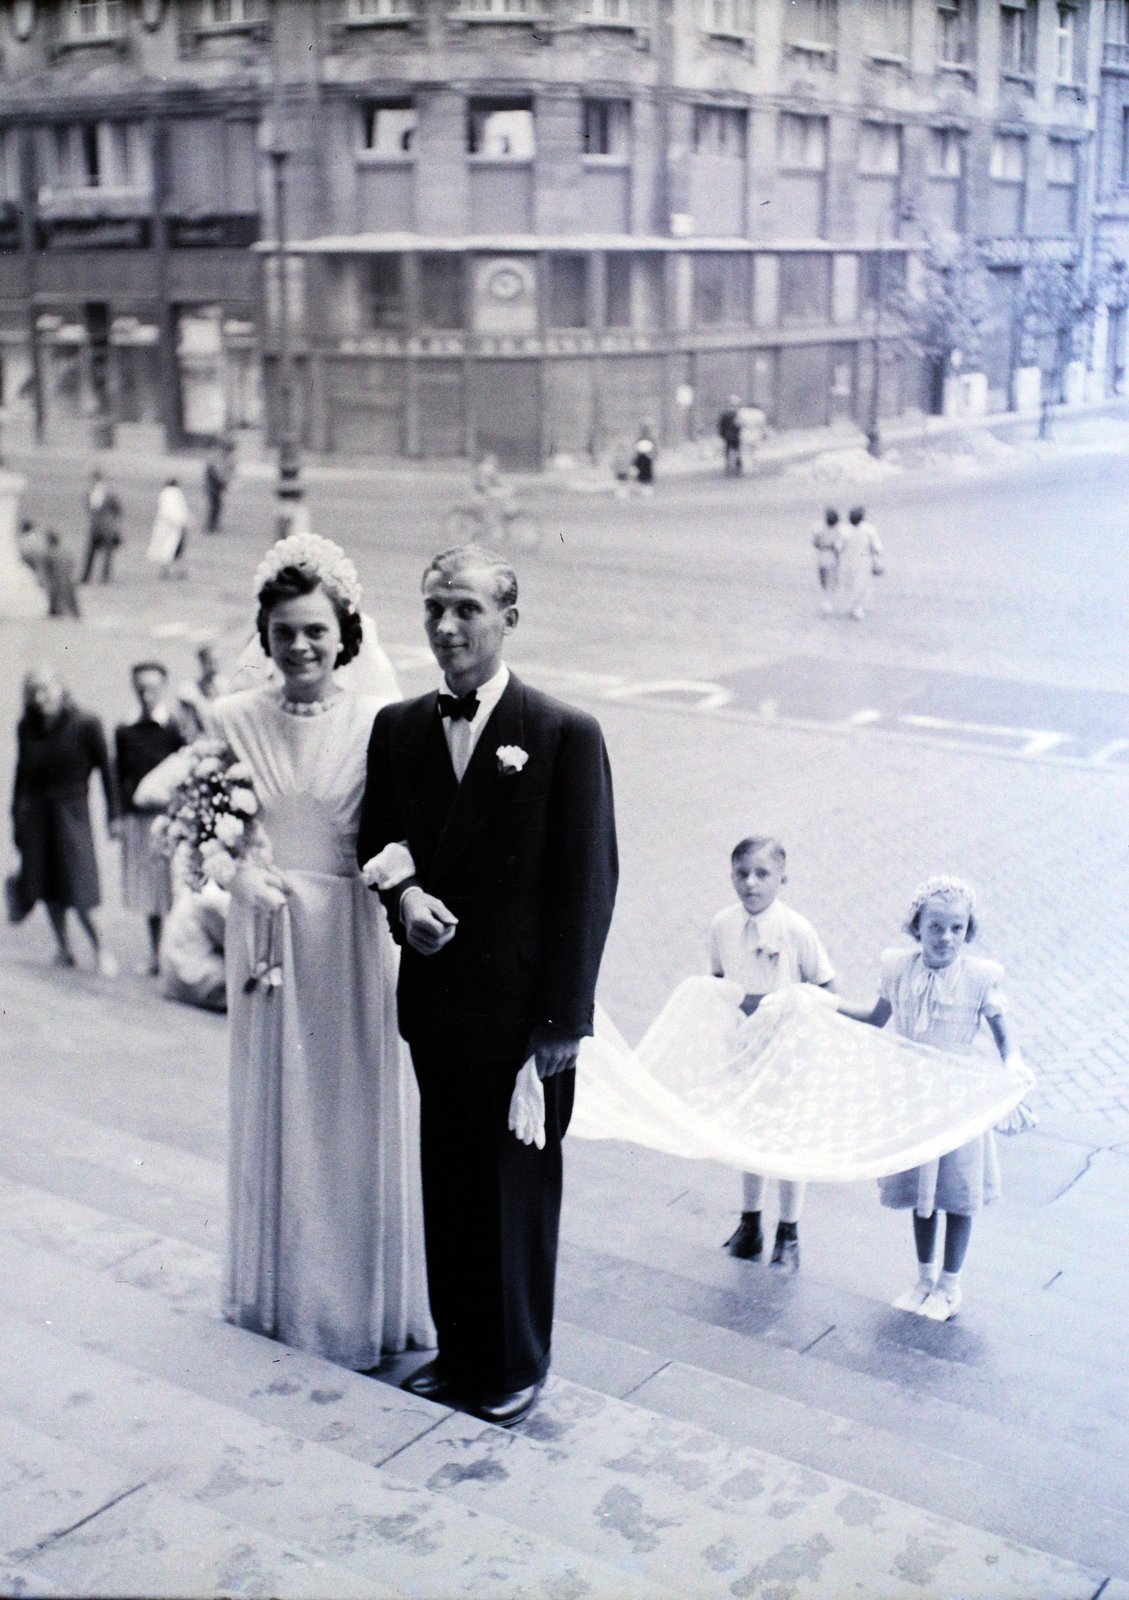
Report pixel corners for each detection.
[866,241,886,458]
[268,137,306,537]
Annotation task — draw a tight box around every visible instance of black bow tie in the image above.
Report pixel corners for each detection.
[438,691,479,723]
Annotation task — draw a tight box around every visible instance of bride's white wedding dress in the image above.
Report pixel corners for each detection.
[571,979,1032,1182]
[212,685,434,1369]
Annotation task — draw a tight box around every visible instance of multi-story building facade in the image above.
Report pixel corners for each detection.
[0,0,1105,461]
[1092,0,1129,393]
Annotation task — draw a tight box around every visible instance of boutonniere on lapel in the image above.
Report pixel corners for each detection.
[496,745,529,776]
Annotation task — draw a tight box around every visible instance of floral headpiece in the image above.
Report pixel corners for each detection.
[905,875,976,928]
[253,533,362,614]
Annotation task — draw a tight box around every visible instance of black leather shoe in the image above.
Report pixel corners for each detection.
[401,1359,459,1403]
[471,1382,542,1428]
[723,1212,764,1260]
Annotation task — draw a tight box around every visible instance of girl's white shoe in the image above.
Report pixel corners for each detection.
[892,1279,936,1313]
[921,1282,962,1321]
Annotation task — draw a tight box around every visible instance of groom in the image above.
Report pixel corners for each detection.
[357,544,618,1426]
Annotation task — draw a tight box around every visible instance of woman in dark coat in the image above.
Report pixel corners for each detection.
[11,667,120,974]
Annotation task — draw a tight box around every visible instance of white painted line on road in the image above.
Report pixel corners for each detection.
[604,679,733,711]
[1090,739,1129,766]
[848,709,882,726]
[900,714,1074,757]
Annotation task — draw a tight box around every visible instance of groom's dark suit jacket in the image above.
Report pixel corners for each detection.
[356,673,618,1064]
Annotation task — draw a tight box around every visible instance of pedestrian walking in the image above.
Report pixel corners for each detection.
[813,507,843,616]
[113,662,185,975]
[147,478,191,579]
[718,395,742,476]
[715,836,837,1272]
[8,666,119,975]
[841,877,1027,1321]
[836,504,884,620]
[633,423,657,493]
[203,436,234,534]
[41,531,81,618]
[80,469,123,585]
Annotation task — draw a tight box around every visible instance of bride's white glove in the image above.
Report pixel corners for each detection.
[508,1059,546,1150]
[233,858,288,914]
[995,1050,1037,1134]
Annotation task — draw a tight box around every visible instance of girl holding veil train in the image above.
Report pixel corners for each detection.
[210,534,433,1369]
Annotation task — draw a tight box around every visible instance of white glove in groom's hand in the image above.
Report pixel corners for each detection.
[400,886,458,955]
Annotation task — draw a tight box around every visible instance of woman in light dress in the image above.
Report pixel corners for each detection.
[210,533,432,1369]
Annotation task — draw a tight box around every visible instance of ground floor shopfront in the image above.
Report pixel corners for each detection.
[0,235,261,450]
[261,236,919,469]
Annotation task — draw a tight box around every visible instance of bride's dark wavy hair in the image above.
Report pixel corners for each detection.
[256,565,363,669]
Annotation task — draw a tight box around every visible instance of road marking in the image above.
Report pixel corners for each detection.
[1090,739,1129,766]
[848,708,882,726]
[900,714,1074,758]
[605,678,733,711]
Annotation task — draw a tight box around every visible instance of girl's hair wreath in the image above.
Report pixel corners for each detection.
[904,875,978,942]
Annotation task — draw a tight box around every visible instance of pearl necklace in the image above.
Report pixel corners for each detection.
[280,689,340,718]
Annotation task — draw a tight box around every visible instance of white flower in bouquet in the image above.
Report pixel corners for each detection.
[230,787,258,817]
[194,756,222,779]
[150,814,170,849]
[214,812,245,847]
[203,848,238,889]
[227,762,252,784]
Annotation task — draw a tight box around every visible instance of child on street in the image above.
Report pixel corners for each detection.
[842,877,1026,1321]
[812,508,842,615]
[713,836,837,1271]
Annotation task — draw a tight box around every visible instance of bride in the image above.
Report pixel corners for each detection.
[211,533,433,1369]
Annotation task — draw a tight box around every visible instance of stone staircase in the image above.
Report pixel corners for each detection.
[1,1111,1125,1600]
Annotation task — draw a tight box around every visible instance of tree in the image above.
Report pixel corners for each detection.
[893,239,994,414]
[1015,258,1097,406]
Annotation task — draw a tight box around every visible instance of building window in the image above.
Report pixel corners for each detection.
[197,0,266,27]
[778,252,831,323]
[1000,0,1036,75]
[694,254,750,325]
[1122,106,1129,184]
[778,112,828,170]
[467,99,535,159]
[1046,136,1077,185]
[606,253,632,325]
[40,120,150,194]
[360,101,417,156]
[0,129,20,203]
[858,122,901,174]
[364,256,404,331]
[420,254,464,328]
[583,100,631,158]
[346,0,414,18]
[580,0,645,24]
[693,106,748,157]
[991,130,1027,179]
[866,0,911,56]
[702,0,755,39]
[453,0,543,17]
[928,126,964,175]
[783,0,837,50]
[549,255,588,327]
[937,0,974,66]
[1054,3,1075,77]
[64,0,125,40]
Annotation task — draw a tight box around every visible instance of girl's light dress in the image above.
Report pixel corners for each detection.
[877,947,1005,1217]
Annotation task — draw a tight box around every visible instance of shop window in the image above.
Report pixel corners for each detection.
[360,101,417,156]
[364,255,405,330]
[64,0,125,41]
[701,0,755,40]
[606,253,632,326]
[420,253,465,328]
[779,253,831,323]
[583,100,631,158]
[937,0,975,66]
[865,0,911,56]
[694,106,747,158]
[549,255,588,328]
[346,0,415,19]
[859,123,901,174]
[778,113,827,170]
[783,0,837,49]
[928,126,964,175]
[453,0,542,17]
[1000,0,1036,75]
[468,99,535,159]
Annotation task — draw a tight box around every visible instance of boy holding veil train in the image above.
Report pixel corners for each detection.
[713,836,837,1272]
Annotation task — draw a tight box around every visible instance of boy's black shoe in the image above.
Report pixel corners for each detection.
[769,1222,800,1272]
[723,1211,764,1260]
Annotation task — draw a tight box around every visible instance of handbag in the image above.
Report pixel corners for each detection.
[871,556,885,578]
[5,869,33,925]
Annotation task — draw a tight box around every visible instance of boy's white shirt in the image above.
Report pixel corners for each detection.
[709,897,835,995]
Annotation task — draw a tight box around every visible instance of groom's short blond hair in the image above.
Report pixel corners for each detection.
[422,544,518,609]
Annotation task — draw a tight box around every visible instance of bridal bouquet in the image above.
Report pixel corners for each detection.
[151,738,264,893]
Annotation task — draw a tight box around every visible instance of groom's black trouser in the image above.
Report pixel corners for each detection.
[409,1046,574,1395]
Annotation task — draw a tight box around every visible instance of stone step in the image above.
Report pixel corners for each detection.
[0,1186,1116,1599]
[0,1299,669,1600]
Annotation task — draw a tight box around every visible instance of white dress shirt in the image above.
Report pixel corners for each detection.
[709,897,835,997]
[441,664,509,782]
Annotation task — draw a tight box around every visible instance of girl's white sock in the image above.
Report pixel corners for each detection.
[919,1261,938,1284]
[938,1269,961,1292]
